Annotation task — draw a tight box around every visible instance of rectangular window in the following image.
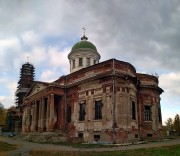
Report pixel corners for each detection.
[67,106,71,123]
[95,100,103,120]
[158,105,162,122]
[144,105,151,121]
[73,60,75,68]
[132,101,136,120]
[79,103,86,121]
[79,58,83,66]
[87,58,90,66]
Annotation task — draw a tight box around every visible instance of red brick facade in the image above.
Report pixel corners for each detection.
[22,59,163,143]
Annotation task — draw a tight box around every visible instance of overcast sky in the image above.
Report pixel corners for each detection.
[0,0,180,124]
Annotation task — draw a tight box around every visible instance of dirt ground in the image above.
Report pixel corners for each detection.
[0,136,180,156]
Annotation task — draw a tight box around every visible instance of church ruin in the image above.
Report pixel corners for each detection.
[21,33,163,143]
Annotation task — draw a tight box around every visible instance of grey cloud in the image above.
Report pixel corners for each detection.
[0,0,180,72]
[0,0,180,113]
[79,0,180,72]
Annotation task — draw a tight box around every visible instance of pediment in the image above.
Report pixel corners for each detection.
[26,82,48,97]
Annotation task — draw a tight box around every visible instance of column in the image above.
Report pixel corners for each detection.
[41,98,45,131]
[27,107,31,132]
[32,102,37,131]
[38,100,42,131]
[49,94,54,131]
[59,97,63,129]
[30,105,34,131]
[22,109,26,133]
[46,98,50,131]
[34,102,38,131]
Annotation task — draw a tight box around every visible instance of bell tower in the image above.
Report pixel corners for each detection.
[15,61,35,108]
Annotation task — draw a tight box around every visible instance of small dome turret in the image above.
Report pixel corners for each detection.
[68,30,101,73]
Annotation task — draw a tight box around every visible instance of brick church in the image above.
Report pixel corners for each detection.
[21,33,163,143]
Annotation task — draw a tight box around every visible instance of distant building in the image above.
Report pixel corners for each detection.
[21,34,163,143]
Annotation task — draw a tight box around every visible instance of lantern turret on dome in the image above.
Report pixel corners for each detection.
[68,31,101,73]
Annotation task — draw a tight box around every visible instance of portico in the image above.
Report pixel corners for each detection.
[22,83,65,133]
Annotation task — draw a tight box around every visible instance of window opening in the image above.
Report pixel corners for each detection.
[147,134,152,137]
[94,135,100,142]
[95,100,103,120]
[67,106,71,123]
[144,105,151,121]
[132,101,136,120]
[79,103,86,121]
[73,60,75,68]
[78,133,83,138]
[79,58,83,66]
[135,134,138,138]
[94,60,96,65]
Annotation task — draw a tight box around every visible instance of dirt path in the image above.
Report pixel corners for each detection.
[0,137,180,156]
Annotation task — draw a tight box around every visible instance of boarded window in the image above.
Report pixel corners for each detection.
[132,101,136,120]
[95,100,103,120]
[79,103,86,121]
[144,105,151,121]
[67,106,71,123]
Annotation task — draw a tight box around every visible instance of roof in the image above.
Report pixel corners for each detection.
[71,35,97,51]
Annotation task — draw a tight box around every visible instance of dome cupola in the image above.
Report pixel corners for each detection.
[68,29,101,73]
[71,35,97,52]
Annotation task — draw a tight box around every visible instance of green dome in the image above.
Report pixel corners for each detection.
[71,40,97,51]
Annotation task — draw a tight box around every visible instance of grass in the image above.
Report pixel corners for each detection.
[29,144,180,156]
[0,141,17,152]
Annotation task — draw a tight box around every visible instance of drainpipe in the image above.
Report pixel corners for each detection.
[112,59,116,144]
[65,76,67,131]
[136,80,141,140]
